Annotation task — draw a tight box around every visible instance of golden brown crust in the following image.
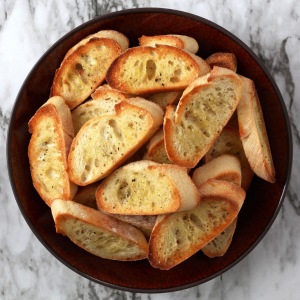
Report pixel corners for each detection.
[192,154,242,188]
[139,35,185,49]
[51,38,122,109]
[91,86,133,101]
[202,217,238,257]
[68,100,163,186]
[106,45,200,94]
[52,199,148,261]
[206,53,237,72]
[164,67,243,168]
[64,30,129,60]
[28,99,76,206]
[95,162,182,215]
[204,125,254,191]
[237,75,275,183]
[148,179,245,270]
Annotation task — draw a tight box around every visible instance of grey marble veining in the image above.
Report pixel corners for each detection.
[1,0,300,299]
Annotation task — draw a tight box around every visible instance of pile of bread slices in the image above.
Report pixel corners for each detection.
[28,30,275,270]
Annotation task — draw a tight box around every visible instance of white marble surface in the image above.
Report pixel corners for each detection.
[1,0,300,299]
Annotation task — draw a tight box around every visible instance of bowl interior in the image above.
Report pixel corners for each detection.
[8,9,291,292]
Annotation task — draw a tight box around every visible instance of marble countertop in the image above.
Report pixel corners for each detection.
[1,0,299,299]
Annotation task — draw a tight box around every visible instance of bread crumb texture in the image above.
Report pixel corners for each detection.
[60,217,144,260]
[99,167,178,214]
[31,117,66,200]
[174,79,239,161]
[151,197,234,269]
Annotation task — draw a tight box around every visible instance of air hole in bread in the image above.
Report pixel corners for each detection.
[213,220,219,227]
[190,214,205,231]
[46,168,57,179]
[134,60,139,67]
[150,51,156,56]
[79,112,86,117]
[139,115,146,120]
[85,165,91,171]
[174,69,182,79]
[183,152,187,157]
[146,60,156,80]
[183,215,188,221]
[97,45,104,50]
[75,63,84,74]
[200,127,211,137]
[170,77,180,83]
[95,159,100,168]
[168,61,174,66]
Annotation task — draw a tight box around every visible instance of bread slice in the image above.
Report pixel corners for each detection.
[206,53,237,72]
[202,217,238,258]
[146,90,183,110]
[187,52,211,76]
[72,182,100,209]
[96,161,200,215]
[51,199,148,261]
[68,98,164,186]
[139,35,199,54]
[237,76,275,183]
[192,154,241,188]
[164,66,243,168]
[148,179,246,270]
[98,209,156,240]
[51,37,123,109]
[192,154,241,257]
[204,125,253,191]
[71,86,134,135]
[143,128,173,164]
[64,30,129,60]
[106,45,201,94]
[28,97,77,206]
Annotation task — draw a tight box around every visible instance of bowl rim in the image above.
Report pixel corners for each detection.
[7,7,293,294]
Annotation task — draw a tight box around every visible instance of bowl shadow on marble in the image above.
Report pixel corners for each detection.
[7,8,292,293]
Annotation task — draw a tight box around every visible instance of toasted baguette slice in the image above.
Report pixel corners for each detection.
[72,182,100,209]
[106,45,201,94]
[205,125,253,190]
[91,85,133,101]
[164,67,243,168]
[144,128,173,164]
[192,154,241,188]
[146,90,183,110]
[96,161,200,215]
[206,53,237,72]
[237,76,275,183]
[192,154,241,257]
[187,52,211,76]
[51,199,148,261]
[71,86,134,135]
[98,208,156,240]
[28,97,77,206]
[202,217,238,258]
[51,38,123,109]
[68,99,164,186]
[148,179,246,270]
[64,30,129,59]
[139,35,199,54]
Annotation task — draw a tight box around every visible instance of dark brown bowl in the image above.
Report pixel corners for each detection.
[7,8,292,293]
